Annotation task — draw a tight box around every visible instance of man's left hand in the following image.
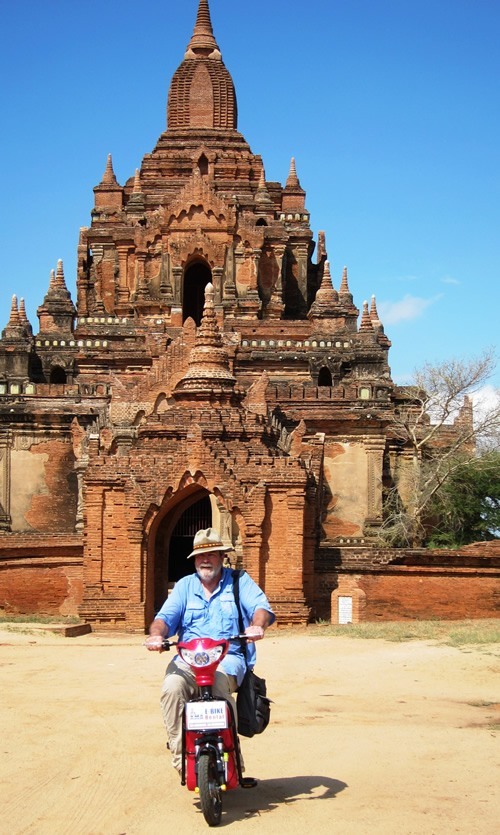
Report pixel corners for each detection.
[245,625,264,642]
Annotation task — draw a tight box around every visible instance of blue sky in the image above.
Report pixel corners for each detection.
[1,0,499,389]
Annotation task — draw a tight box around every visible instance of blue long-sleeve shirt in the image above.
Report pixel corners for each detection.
[156,568,275,685]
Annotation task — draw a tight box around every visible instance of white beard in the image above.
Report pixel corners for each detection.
[196,564,222,585]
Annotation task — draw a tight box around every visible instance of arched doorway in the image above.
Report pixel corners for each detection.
[198,153,209,175]
[318,366,333,387]
[50,365,67,384]
[183,261,212,325]
[153,492,212,614]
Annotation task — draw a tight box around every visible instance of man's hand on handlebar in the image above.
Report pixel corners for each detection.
[145,635,164,651]
[244,625,265,642]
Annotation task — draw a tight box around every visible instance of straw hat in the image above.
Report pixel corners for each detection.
[187,527,233,559]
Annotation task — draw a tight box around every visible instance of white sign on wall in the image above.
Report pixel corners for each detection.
[338,596,353,624]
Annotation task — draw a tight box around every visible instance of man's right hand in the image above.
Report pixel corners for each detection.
[144,635,164,651]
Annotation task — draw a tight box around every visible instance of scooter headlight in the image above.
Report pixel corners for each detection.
[179,644,225,668]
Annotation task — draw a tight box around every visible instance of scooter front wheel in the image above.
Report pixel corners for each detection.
[198,751,223,826]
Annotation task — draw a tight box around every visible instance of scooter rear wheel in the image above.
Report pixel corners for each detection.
[198,752,222,827]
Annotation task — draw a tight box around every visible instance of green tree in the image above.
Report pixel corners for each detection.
[425,451,500,546]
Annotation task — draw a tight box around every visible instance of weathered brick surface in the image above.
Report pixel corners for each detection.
[357,572,499,621]
[0,534,83,616]
[24,441,78,532]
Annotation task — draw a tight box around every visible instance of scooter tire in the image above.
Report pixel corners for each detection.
[198,752,223,827]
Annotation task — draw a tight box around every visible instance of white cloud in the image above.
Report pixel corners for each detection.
[471,384,500,424]
[378,294,443,325]
[441,275,461,285]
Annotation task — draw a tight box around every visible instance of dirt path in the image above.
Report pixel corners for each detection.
[0,626,498,834]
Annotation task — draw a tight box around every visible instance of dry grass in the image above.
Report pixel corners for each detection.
[277,618,500,648]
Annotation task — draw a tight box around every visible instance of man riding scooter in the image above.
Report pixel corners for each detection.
[145,527,275,775]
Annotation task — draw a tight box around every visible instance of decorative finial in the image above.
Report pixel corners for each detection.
[55,259,67,290]
[18,297,33,336]
[173,280,237,396]
[101,153,118,185]
[285,157,300,188]
[133,168,141,193]
[255,167,273,205]
[359,300,374,332]
[319,260,338,299]
[8,294,20,326]
[308,260,339,321]
[187,0,219,54]
[370,294,382,329]
[19,298,28,322]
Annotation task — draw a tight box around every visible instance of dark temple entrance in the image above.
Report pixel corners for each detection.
[182,261,212,325]
[153,493,212,613]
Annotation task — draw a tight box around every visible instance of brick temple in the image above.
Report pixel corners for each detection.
[1,1,497,627]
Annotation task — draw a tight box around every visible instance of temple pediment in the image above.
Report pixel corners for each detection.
[169,229,227,268]
[166,172,235,230]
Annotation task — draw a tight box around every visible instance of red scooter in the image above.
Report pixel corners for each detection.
[162,636,256,826]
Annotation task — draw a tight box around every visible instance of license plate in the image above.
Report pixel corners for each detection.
[185,700,228,730]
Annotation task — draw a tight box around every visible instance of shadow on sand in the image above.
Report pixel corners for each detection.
[195,774,348,825]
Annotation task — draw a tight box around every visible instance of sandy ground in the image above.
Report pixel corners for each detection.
[0,625,498,835]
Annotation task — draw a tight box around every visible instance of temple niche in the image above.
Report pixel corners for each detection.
[1,0,450,630]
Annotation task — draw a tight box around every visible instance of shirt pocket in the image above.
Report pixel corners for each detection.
[219,593,240,633]
[184,601,206,628]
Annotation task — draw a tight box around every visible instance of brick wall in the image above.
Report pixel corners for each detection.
[1,535,498,625]
[0,534,83,616]
[316,543,500,623]
[358,571,499,621]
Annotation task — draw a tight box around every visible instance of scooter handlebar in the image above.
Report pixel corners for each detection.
[160,634,248,651]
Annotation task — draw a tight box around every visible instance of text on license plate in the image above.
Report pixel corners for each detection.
[185,700,229,730]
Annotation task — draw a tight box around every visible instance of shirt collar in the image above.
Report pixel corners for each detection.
[193,566,228,599]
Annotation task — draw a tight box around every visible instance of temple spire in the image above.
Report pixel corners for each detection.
[2,293,33,342]
[19,298,33,337]
[94,153,123,212]
[370,294,391,348]
[339,266,349,294]
[339,265,354,306]
[282,156,306,212]
[18,298,28,323]
[187,0,220,54]
[174,283,237,399]
[169,0,236,129]
[308,260,339,321]
[101,154,119,186]
[255,167,273,207]
[359,300,375,333]
[54,259,68,290]
[286,157,300,189]
[8,295,20,327]
[370,295,382,330]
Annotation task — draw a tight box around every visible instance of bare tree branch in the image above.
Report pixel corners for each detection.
[381,348,500,546]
